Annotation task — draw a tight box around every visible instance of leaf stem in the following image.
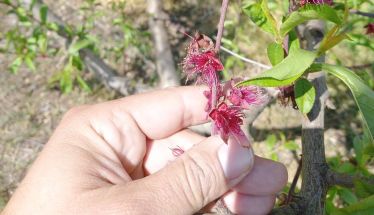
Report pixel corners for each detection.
[215,0,229,53]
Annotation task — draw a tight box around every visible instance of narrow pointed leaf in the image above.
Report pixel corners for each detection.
[332,195,374,215]
[68,39,93,54]
[40,4,48,24]
[280,5,342,36]
[319,33,350,53]
[25,56,36,72]
[242,0,279,37]
[313,64,374,141]
[76,76,91,92]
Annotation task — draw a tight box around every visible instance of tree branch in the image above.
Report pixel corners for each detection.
[350,9,374,18]
[215,0,229,53]
[327,170,374,188]
[220,46,271,69]
[348,63,373,70]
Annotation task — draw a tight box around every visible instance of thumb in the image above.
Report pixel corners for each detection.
[134,135,254,214]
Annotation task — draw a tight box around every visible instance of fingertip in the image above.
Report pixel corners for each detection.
[218,136,254,185]
[233,157,288,195]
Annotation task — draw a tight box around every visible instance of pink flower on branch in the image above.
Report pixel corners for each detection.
[183,50,224,86]
[209,102,244,139]
[182,33,224,88]
[182,33,225,113]
[209,102,251,148]
[228,85,266,109]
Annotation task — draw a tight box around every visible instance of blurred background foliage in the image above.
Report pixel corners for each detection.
[0,0,373,212]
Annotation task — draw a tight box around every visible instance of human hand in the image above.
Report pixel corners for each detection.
[3,86,287,215]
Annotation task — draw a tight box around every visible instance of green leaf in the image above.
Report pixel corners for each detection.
[354,179,374,198]
[283,141,299,151]
[267,42,284,66]
[295,78,316,114]
[238,48,317,87]
[72,55,84,71]
[336,162,356,174]
[265,134,277,149]
[47,22,59,32]
[15,7,29,23]
[76,76,91,92]
[338,188,358,205]
[9,57,23,74]
[242,0,279,38]
[289,29,300,54]
[312,64,374,141]
[318,25,350,53]
[29,0,37,10]
[321,33,349,52]
[332,195,374,215]
[363,144,374,156]
[68,39,93,54]
[280,5,342,37]
[270,153,278,161]
[60,61,73,94]
[2,0,11,5]
[25,56,36,72]
[40,4,48,24]
[326,188,339,214]
[38,34,48,53]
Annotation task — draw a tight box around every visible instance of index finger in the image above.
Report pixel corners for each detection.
[114,86,208,139]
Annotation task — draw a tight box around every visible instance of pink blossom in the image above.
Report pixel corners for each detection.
[228,85,265,109]
[182,33,224,88]
[183,50,224,86]
[209,102,244,139]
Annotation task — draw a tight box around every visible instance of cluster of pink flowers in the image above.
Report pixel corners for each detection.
[300,0,333,6]
[182,33,265,146]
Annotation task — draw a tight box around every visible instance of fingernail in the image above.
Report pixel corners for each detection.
[218,134,254,186]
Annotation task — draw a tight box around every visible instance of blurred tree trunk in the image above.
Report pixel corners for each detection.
[147,0,180,87]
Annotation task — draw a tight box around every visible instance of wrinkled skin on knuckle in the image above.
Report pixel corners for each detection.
[179,150,222,209]
[50,105,95,146]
